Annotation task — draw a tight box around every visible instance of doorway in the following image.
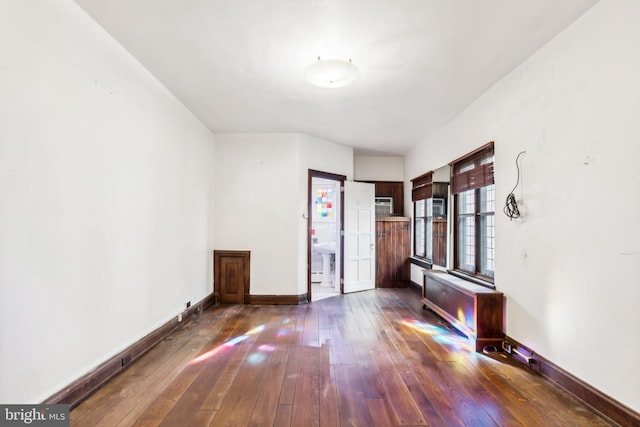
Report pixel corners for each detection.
[308,170,345,302]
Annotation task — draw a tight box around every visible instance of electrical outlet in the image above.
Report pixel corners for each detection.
[502,341,513,354]
[177,314,183,322]
[186,301,191,309]
[121,354,131,367]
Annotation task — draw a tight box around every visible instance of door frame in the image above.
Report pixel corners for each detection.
[307,169,346,303]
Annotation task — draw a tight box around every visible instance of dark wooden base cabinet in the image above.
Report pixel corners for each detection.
[422,270,503,352]
[214,250,250,304]
[376,217,410,288]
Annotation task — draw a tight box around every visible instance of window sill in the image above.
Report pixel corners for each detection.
[410,256,432,269]
[447,269,495,289]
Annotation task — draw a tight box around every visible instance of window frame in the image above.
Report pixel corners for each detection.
[413,199,427,258]
[450,142,495,285]
[411,171,433,262]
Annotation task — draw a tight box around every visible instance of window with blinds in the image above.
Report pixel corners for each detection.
[411,171,433,259]
[450,142,495,282]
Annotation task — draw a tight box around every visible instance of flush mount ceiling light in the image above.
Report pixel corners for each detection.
[305,57,359,88]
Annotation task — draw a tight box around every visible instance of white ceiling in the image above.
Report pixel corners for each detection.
[73,0,598,155]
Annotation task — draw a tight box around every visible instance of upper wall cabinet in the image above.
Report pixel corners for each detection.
[361,181,404,216]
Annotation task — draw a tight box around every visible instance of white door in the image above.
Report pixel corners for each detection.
[343,181,376,293]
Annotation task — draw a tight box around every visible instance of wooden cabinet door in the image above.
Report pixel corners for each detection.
[375,221,389,287]
[432,219,447,267]
[376,218,410,288]
[214,250,250,304]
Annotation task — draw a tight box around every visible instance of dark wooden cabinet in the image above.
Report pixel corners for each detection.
[359,181,404,216]
[376,217,410,288]
[422,270,503,352]
[373,181,404,216]
[432,218,447,266]
[214,250,250,304]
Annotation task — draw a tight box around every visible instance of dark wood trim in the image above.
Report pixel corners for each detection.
[448,140,494,166]
[43,293,215,410]
[375,215,409,222]
[410,256,432,269]
[248,294,308,305]
[410,170,434,183]
[503,335,640,427]
[447,269,495,289]
[360,180,404,185]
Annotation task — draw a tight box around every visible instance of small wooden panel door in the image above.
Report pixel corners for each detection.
[375,217,410,288]
[214,250,250,304]
[432,219,447,267]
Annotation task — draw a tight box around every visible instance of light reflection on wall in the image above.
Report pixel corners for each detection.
[402,319,471,351]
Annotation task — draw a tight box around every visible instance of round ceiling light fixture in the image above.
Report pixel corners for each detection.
[305,57,359,89]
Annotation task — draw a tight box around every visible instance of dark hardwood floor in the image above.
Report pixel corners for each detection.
[71,289,613,426]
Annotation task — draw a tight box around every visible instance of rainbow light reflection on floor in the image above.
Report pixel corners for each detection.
[401,319,471,351]
[189,324,266,365]
[189,317,297,365]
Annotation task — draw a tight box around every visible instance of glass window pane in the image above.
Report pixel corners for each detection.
[457,189,475,214]
[457,215,475,272]
[454,154,495,281]
[415,199,425,217]
[426,217,433,259]
[479,213,495,277]
[414,218,425,257]
[479,184,495,213]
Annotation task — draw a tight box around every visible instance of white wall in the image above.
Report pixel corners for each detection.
[297,134,353,294]
[0,1,216,403]
[214,133,353,297]
[354,156,404,181]
[213,134,300,295]
[405,0,640,412]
